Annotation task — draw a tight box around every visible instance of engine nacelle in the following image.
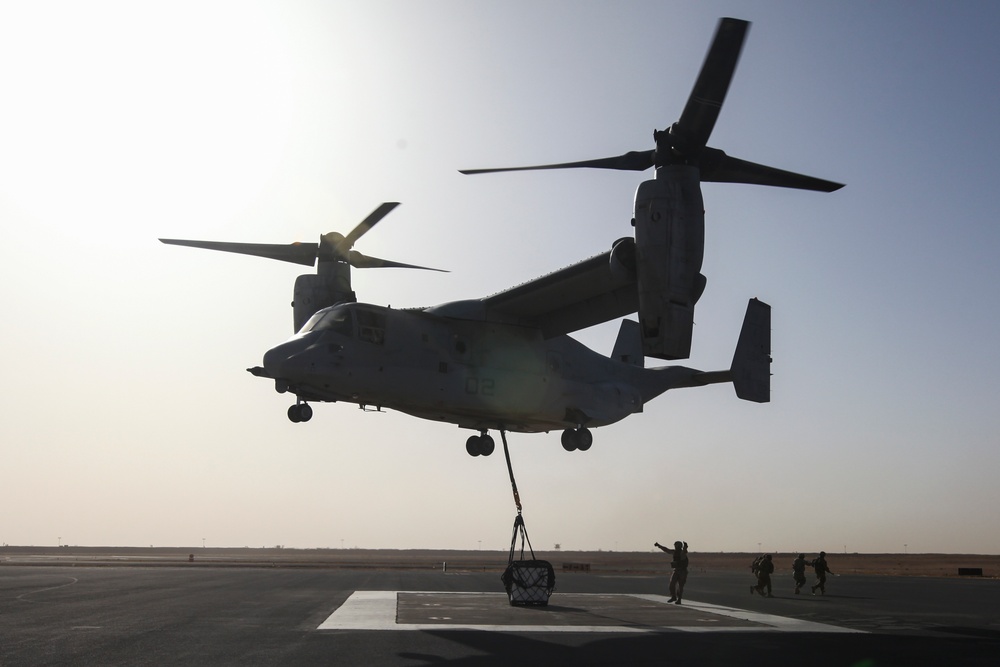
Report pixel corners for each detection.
[632,165,707,360]
[608,236,637,282]
[292,261,355,332]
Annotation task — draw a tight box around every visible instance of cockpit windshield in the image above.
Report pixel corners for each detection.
[299,305,353,337]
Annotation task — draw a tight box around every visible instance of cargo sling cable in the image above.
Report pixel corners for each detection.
[500,429,533,559]
[500,429,522,514]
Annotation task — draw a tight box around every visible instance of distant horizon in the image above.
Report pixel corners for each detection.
[3,544,994,556]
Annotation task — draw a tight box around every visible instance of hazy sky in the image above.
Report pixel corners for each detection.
[2,0,999,555]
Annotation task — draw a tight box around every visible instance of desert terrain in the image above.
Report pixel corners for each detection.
[2,546,997,578]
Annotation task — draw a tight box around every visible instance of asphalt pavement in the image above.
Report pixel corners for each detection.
[2,565,998,666]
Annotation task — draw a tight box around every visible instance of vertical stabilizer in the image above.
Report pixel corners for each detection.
[731,298,771,402]
[611,319,644,367]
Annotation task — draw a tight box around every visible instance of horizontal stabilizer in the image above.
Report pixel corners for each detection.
[731,298,771,402]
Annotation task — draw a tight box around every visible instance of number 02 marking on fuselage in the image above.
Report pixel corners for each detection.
[464,378,495,396]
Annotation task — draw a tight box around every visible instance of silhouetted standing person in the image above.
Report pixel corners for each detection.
[811,551,834,594]
[792,554,808,594]
[655,540,688,604]
[752,554,774,597]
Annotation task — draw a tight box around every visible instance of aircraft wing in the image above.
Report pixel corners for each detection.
[480,246,639,337]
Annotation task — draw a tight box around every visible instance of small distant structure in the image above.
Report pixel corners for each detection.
[562,562,591,573]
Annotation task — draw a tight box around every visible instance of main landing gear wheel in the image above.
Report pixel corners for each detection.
[561,427,593,452]
[465,433,495,457]
[287,403,313,423]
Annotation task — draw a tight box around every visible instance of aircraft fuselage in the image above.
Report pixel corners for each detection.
[257,302,644,433]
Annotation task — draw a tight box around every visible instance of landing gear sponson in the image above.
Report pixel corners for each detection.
[465,428,593,456]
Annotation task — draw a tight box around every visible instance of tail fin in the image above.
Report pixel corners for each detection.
[731,298,771,403]
[611,319,644,368]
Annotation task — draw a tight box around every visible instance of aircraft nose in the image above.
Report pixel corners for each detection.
[262,345,287,377]
[262,337,315,379]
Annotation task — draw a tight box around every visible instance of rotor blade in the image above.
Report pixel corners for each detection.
[348,250,448,272]
[672,17,750,155]
[698,147,844,192]
[459,150,654,175]
[158,238,319,266]
[336,202,400,255]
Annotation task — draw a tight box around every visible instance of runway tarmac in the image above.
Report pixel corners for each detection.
[2,564,998,665]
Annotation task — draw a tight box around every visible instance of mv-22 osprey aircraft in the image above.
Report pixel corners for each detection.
[161,18,842,456]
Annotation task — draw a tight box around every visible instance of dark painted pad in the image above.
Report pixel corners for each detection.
[396,592,764,629]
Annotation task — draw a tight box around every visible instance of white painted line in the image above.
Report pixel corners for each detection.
[317,591,865,633]
[318,591,398,630]
[631,595,864,633]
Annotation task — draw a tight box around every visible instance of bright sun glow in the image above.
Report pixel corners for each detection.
[0,1,293,228]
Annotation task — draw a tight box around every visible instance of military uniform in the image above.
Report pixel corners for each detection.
[752,554,774,596]
[792,554,808,594]
[810,552,833,594]
[655,540,688,604]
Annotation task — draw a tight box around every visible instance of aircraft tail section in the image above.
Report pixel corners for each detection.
[633,297,770,403]
[731,298,771,403]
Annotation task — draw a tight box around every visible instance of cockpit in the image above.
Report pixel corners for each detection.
[299,304,354,337]
[298,304,386,345]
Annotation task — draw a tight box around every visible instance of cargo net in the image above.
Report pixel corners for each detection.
[503,558,556,606]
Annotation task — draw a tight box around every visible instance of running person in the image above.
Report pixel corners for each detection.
[752,554,774,597]
[810,551,834,595]
[792,554,808,594]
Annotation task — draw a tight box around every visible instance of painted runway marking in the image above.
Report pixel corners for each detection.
[16,576,79,603]
[317,591,864,633]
